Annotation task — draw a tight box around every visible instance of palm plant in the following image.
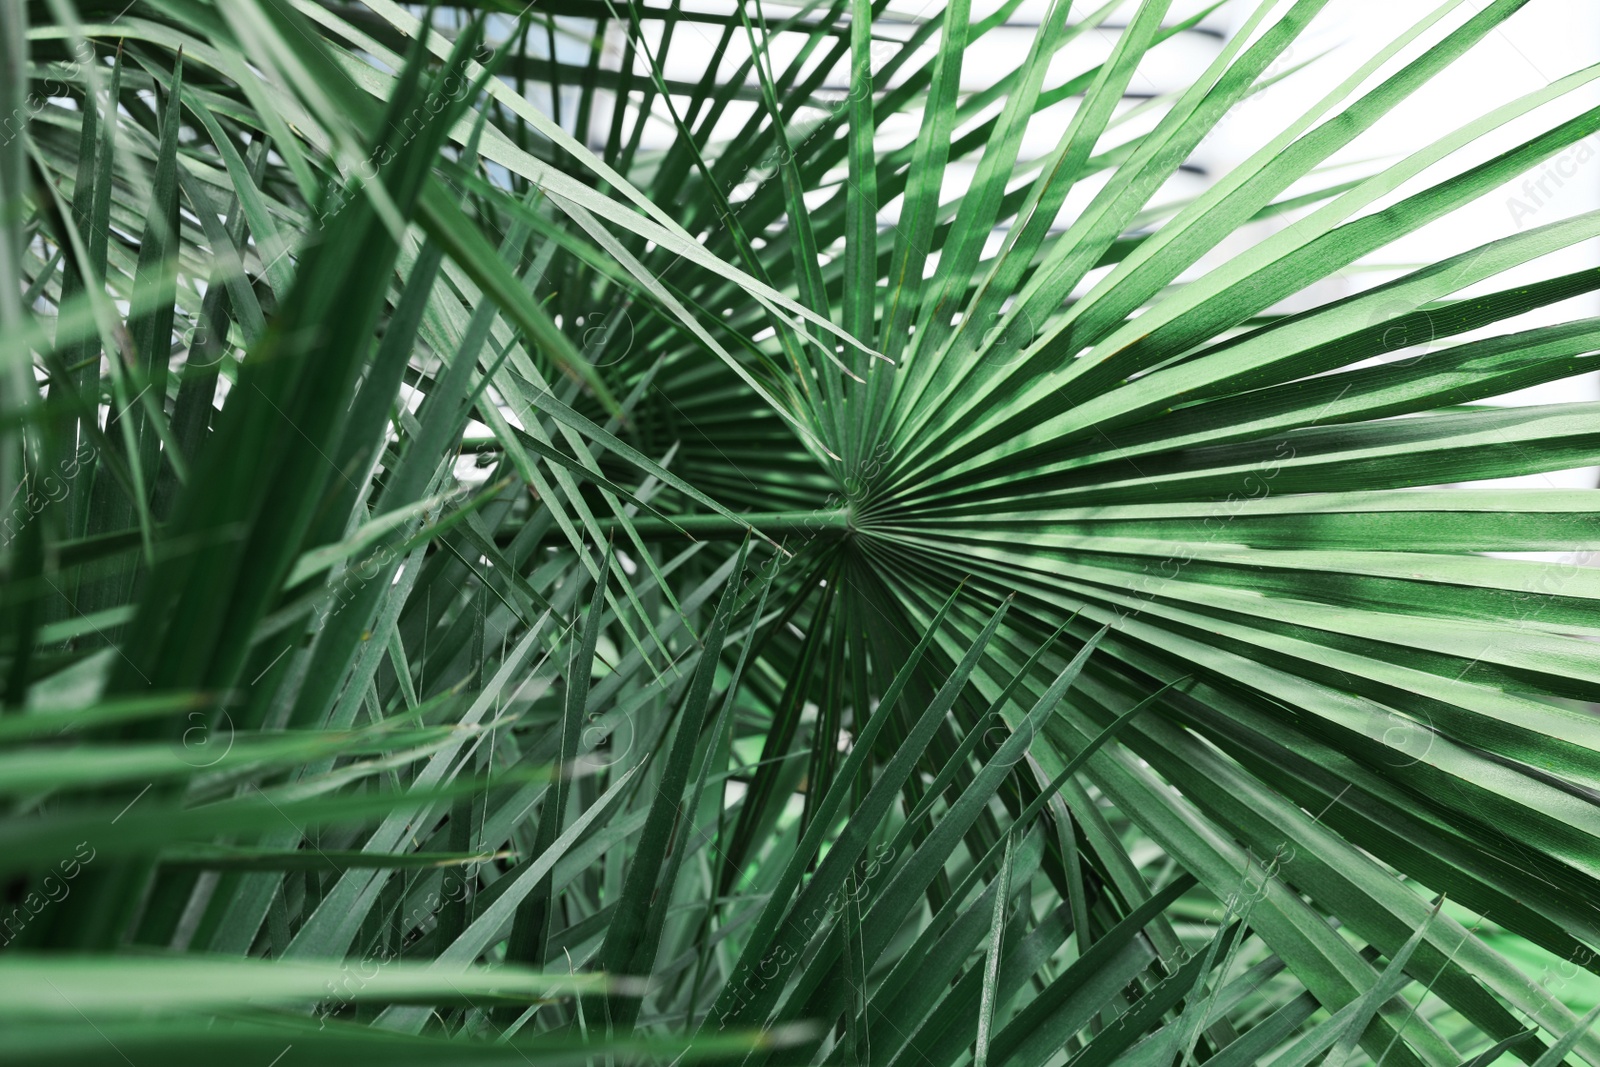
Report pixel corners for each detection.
[4,0,1600,1062]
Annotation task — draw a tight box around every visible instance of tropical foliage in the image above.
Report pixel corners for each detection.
[3,0,1600,1064]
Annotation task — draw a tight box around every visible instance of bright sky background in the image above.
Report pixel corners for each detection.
[1196,0,1600,487]
[532,0,1600,486]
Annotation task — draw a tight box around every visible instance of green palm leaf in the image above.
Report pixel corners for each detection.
[5,0,1599,1063]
